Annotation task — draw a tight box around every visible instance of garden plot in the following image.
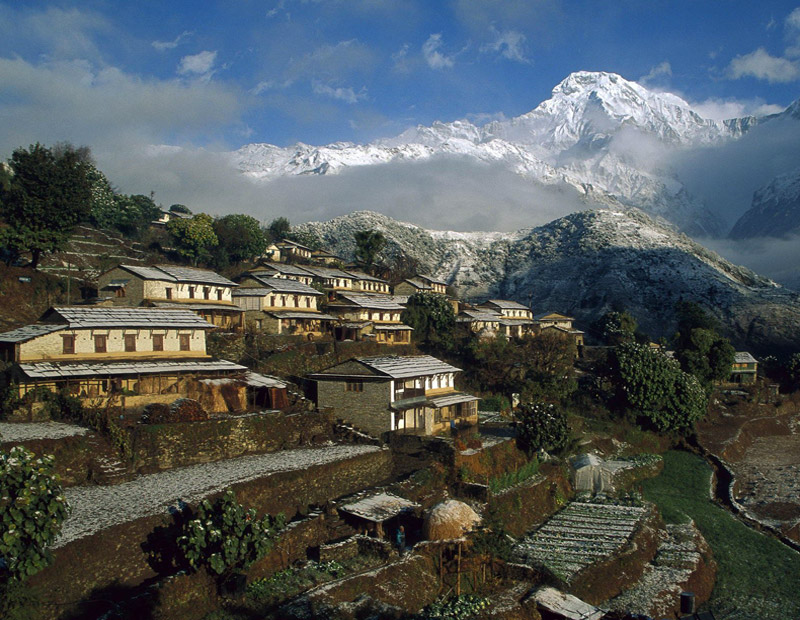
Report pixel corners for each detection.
[512,501,647,582]
[55,444,382,547]
[0,421,89,443]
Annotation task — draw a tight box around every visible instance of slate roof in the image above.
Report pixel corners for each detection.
[345,270,388,284]
[734,352,758,364]
[46,307,215,329]
[333,294,405,310]
[402,278,433,290]
[116,264,236,287]
[302,266,354,280]
[340,492,419,523]
[236,276,322,296]
[268,311,336,320]
[458,309,501,321]
[149,301,243,312]
[534,312,574,321]
[372,324,413,331]
[250,263,315,278]
[427,393,480,408]
[0,324,67,343]
[481,299,530,310]
[243,371,287,389]
[356,355,461,378]
[417,274,448,286]
[20,359,246,379]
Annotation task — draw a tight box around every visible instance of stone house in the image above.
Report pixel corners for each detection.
[232,276,336,337]
[311,355,479,438]
[476,300,535,338]
[276,239,313,262]
[534,312,585,348]
[393,275,448,296]
[327,293,413,345]
[456,309,502,338]
[311,248,346,265]
[97,264,243,331]
[248,262,316,286]
[301,266,356,293]
[729,351,758,384]
[346,270,391,294]
[0,306,248,410]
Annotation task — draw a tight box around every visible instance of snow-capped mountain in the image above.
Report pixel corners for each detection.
[232,71,776,236]
[296,209,800,354]
[729,169,800,239]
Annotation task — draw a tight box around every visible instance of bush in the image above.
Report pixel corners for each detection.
[478,394,510,412]
[168,398,208,422]
[515,402,569,455]
[0,447,69,584]
[176,490,285,580]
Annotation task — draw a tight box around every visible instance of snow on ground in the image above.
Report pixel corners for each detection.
[55,444,382,548]
[0,421,89,443]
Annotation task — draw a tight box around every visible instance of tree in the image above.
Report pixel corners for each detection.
[213,214,268,266]
[515,402,569,455]
[354,229,386,274]
[592,310,638,346]
[0,447,69,585]
[167,213,218,265]
[267,216,291,242]
[674,327,735,389]
[176,490,284,581]
[401,292,456,350]
[612,341,707,433]
[169,204,192,215]
[0,143,92,268]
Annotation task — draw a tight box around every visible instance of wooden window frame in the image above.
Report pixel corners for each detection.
[124,334,137,352]
[94,334,107,353]
[179,333,191,351]
[345,380,363,393]
[62,335,75,355]
[152,334,164,352]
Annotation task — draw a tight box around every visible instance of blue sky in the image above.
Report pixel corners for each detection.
[1,0,799,155]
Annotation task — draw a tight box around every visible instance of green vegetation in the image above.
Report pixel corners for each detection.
[487,458,539,494]
[211,213,269,268]
[246,560,345,606]
[353,228,386,274]
[515,403,569,455]
[592,310,639,345]
[642,451,800,619]
[0,143,92,268]
[613,341,707,433]
[167,212,219,266]
[176,490,285,580]
[402,291,457,350]
[415,594,490,619]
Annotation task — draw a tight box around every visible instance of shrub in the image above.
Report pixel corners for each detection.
[176,490,285,580]
[0,447,69,584]
[168,398,208,422]
[515,402,569,455]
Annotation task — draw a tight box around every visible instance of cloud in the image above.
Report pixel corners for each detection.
[726,47,800,83]
[312,81,367,104]
[0,57,245,158]
[178,50,218,79]
[480,29,530,63]
[701,235,800,291]
[422,34,455,70]
[152,30,193,52]
[786,7,800,57]
[391,43,411,73]
[285,39,377,84]
[639,61,672,87]
[691,97,785,120]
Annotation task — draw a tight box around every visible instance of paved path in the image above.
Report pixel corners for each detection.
[55,444,382,547]
[0,421,89,443]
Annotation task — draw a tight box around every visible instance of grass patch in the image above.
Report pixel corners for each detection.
[487,458,539,494]
[642,451,800,620]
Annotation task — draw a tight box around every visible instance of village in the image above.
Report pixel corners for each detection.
[2,214,799,620]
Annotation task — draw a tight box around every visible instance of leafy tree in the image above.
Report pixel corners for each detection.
[0,446,69,585]
[401,292,456,350]
[592,310,638,346]
[167,213,218,265]
[515,402,569,455]
[169,204,192,215]
[266,216,291,242]
[176,490,284,580]
[0,143,92,268]
[354,229,386,274]
[213,213,268,266]
[613,341,707,433]
[674,327,735,389]
[675,300,718,337]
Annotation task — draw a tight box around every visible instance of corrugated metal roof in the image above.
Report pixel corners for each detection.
[154,265,236,287]
[49,307,215,329]
[734,351,757,364]
[0,324,67,343]
[340,492,419,522]
[20,359,246,379]
[334,294,404,310]
[357,355,461,378]
[427,392,480,408]
[481,299,530,310]
[244,276,322,296]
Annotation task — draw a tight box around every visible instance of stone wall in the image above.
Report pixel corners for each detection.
[317,379,392,438]
[130,411,334,473]
[31,447,393,620]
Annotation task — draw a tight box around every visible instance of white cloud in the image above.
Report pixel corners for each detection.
[178,50,218,79]
[480,29,529,63]
[152,30,193,52]
[422,34,455,70]
[312,81,367,104]
[726,47,800,83]
[786,7,800,57]
[285,39,377,83]
[691,97,785,120]
[639,61,672,86]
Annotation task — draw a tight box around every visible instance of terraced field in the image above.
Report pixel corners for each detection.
[512,501,648,582]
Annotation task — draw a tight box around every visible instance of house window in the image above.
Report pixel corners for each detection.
[254,319,263,330]
[165,287,173,300]
[115,288,126,298]
[179,334,190,351]
[124,334,136,352]
[188,286,195,299]
[62,335,75,355]
[345,381,363,392]
[94,335,107,353]
[217,289,223,300]
[152,334,164,352]
[203,287,210,300]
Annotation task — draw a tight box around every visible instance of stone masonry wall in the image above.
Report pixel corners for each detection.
[131,411,334,473]
[317,379,391,438]
[32,448,393,620]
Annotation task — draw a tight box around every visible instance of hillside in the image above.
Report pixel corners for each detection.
[297,209,800,354]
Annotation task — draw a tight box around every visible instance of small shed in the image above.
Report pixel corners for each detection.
[423,499,481,541]
[339,492,420,539]
[571,453,637,495]
[530,586,605,620]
